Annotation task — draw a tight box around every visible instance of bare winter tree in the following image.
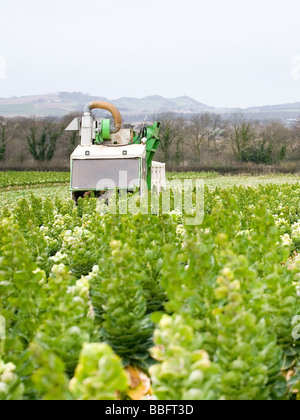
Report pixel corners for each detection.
[173,116,185,168]
[291,117,300,158]
[0,118,20,161]
[0,118,5,161]
[186,113,223,163]
[186,114,205,164]
[198,113,223,150]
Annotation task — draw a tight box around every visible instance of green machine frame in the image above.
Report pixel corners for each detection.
[94,120,161,191]
[133,122,161,190]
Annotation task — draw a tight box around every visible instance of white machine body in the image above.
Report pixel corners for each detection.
[66,103,166,201]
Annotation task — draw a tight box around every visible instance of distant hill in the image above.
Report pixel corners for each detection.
[0,92,299,122]
[0,92,212,118]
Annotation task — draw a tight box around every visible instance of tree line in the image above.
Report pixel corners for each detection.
[0,113,80,169]
[0,112,300,172]
[154,113,300,171]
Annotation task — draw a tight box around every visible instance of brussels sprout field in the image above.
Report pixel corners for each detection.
[0,172,300,400]
[0,171,69,190]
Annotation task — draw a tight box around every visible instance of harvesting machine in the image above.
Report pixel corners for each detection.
[66,101,165,202]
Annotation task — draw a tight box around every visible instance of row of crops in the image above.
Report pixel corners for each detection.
[2,171,300,190]
[0,171,69,189]
[0,171,207,191]
[0,182,300,400]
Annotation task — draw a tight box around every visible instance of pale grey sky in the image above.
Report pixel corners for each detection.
[0,0,300,108]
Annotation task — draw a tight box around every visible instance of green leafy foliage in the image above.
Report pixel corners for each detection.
[26,122,63,162]
[0,360,24,400]
[33,265,94,375]
[0,175,300,400]
[69,343,128,400]
[89,241,154,368]
[150,315,220,400]
[0,219,46,365]
[30,343,71,401]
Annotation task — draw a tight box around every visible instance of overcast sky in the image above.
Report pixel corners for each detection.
[0,0,300,107]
